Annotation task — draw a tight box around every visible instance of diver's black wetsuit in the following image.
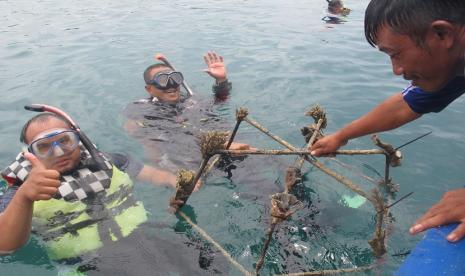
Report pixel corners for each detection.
[123,80,232,172]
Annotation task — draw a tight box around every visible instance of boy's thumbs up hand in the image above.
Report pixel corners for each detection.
[25,152,46,170]
[18,153,61,202]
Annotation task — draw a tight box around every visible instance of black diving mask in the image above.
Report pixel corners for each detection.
[147,71,184,91]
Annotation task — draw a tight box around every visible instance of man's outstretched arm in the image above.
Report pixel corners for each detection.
[136,165,177,188]
[310,93,421,156]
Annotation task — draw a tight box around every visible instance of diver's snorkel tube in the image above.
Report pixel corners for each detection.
[24,104,110,171]
[155,53,194,97]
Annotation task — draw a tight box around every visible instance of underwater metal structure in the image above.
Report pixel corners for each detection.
[170,105,417,275]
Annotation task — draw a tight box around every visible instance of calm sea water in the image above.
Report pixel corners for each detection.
[2,0,465,275]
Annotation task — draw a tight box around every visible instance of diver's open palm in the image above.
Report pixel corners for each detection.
[203,51,227,81]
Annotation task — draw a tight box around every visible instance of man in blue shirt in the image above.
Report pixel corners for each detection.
[310,0,465,241]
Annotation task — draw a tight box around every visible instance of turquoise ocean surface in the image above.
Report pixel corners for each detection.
[1,0,465,275]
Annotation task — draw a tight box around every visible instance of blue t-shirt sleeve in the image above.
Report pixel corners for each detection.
[402,76,465,114]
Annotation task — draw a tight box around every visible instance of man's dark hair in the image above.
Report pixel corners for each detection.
[365,0,465,47]
[143,63,170,84]
[20,113,71,144]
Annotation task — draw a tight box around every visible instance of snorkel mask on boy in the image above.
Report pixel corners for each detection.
[23,104,111,171]
[0,104,113,201]
[27,128,80,159]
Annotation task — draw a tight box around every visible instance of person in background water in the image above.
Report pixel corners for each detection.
[0,111,198,260]
[124,51,251,173]
[322,0,351,24]
[311,0,465,241]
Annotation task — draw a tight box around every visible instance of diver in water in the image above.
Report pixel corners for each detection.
[322,0,351,24]
[142,51,231,104]
[124,51,251,172]
[0,105,201,264]
[123,52,253,272]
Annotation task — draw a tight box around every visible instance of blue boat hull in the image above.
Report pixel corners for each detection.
[396,223,465,275]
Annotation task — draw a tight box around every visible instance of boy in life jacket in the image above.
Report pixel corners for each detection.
[0,108,193,260]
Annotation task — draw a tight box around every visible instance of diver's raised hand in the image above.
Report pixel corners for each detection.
[18,152,61,202]
[203,51,227,81]
[410,188,465,242]
[310,132,347,156]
